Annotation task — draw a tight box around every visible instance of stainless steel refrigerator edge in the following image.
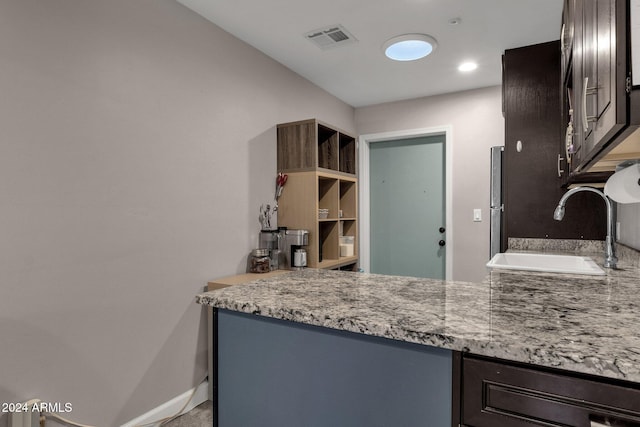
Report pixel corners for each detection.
[490,146,504,259]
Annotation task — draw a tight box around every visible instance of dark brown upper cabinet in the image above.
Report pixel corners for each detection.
[563,0,640,182]
[503,41,606,242]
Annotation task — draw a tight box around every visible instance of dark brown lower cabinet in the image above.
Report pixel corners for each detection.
[460,355,640,426]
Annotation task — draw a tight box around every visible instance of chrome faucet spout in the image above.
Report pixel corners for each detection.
[552,186,617,269]
[553,205,565,221]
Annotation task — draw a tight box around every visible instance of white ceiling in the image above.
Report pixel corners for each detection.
[176,0,563,107]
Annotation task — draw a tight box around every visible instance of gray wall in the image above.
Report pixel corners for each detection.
[0,1,354,426]
[355,87,505,282]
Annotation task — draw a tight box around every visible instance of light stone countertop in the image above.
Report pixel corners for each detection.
[196,249,640,383]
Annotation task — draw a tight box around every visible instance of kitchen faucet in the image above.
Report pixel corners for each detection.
[553,186,617,269]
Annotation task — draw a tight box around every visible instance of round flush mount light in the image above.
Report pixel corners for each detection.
[383,34,438,61]
[458,61,478,72]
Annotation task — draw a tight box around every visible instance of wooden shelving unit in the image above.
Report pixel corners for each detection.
[277,119,357,175]
[276,119,358,270]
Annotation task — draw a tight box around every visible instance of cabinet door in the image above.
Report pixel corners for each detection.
[571,0,627,173]
[560,0,575,182]
[572,0,586,171]
[560,80,572,183]
[582,0,598,154]
[462,356,640,427]
[504,41,606,241]
[592,0,625,151]
[561,0,575,82]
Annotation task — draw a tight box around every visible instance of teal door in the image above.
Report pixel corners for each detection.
[369,135,446,279]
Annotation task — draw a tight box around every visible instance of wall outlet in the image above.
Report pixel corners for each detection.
[473,209,482,222]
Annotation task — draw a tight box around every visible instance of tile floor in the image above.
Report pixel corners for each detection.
[163,400,212,427]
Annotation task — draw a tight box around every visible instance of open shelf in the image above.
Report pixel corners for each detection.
[317,256,358,270]
[318,177,339,219]
[340,180,357,218]
[318,221,339,263]
[339,133,356,174]
[341,220,357,237]
[276,119,359,269]
[318,124,339,171]
[277,119,356,176]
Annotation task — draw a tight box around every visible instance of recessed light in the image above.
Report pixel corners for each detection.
[383,34,438,61]
[458,62,478,72]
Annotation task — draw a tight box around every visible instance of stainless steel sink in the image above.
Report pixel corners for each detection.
[486,252,605,276]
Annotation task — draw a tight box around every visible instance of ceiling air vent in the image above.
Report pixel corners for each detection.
[305,25,357,50]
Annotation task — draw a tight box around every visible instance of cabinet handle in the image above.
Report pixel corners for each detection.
[582,77,589,133]
[561,23,566,51]
[557,154,565,177]
[582,77,599,133]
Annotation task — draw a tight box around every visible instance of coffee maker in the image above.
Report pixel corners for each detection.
[282,229,309,270]
[259,228,309,270]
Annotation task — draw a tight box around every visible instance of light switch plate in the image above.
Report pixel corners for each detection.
[473,209,482,222]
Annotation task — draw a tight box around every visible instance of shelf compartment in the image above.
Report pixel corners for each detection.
[317,256,358,270]
[337,262,358,271]
[318,177,339,218]
[340,220,357,258]
[341,220,357,238]
[318,221,339,263]
[339,180,357,218]
[276,121,316,171]
[339,133,356,174]
[318,124,339,171]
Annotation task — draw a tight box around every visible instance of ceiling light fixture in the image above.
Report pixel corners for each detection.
[458,61,478,72]
[383,34,438,61]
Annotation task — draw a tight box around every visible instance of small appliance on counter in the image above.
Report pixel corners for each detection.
[258,228,284,271]
[252,228,309,271]
[282,229,309,270]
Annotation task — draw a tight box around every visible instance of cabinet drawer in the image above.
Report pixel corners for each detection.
[462,356,640,427]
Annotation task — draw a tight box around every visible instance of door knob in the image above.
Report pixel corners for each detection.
[439,240,446,247]
[439,227,446,233]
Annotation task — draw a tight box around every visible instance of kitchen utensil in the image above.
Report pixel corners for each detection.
[260,204,274,230]
[275,173,288,200]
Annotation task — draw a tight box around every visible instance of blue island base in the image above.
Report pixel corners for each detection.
[215,309,453,427]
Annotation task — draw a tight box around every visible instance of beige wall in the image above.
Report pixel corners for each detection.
[355,86,505,282]
[0,1,354,426]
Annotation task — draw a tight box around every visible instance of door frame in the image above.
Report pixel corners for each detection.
[358,126,453,280]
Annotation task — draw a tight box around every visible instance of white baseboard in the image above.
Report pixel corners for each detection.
[121,380,209,427]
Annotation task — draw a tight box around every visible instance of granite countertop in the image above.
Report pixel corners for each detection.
[196,250,640,383]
